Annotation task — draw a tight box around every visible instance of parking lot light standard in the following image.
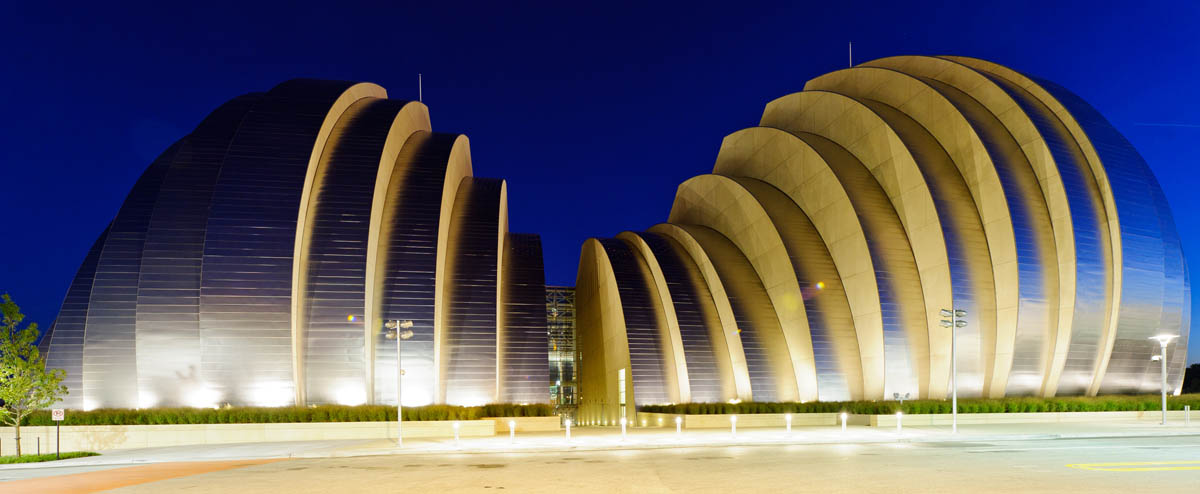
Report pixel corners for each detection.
[940,309,967,433]
[384,320,414,446]
[1149,334,1178,425]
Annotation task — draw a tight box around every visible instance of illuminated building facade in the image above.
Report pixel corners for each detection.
[40,79,549,409]
[575,56,1190,424]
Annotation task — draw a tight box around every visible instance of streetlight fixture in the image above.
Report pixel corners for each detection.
[940,308,967,434]
[385,319,414,445]
[1149,334,1178,425]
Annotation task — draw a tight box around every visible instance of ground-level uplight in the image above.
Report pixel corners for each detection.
[785,413,792,433]
[895,411,903,432]
[840,412,847,432]
[675,416,682,436]
[731,415,738,437]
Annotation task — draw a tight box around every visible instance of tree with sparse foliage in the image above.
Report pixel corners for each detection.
[0,294,67,456]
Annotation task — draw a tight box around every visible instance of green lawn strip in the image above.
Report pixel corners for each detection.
[0,452,99,464]
[639,394,1200,415]
[20,403,554,426]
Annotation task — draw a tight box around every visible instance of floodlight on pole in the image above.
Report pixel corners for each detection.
[1149,334,1177,425]
[385,319,414,446]
[940,308,966,434]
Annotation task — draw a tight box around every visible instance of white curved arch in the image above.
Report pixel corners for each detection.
[290,82,387,405]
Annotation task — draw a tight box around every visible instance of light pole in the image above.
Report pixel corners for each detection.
[940,308,967,433]
[1149,334,1177,425]
[385,319,414,445]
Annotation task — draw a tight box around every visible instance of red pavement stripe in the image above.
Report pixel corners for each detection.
[0,458,285,494]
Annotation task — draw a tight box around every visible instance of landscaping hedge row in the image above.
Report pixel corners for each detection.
[0,452,99,464]
[21,403,553,426]
[639,394,1200,415]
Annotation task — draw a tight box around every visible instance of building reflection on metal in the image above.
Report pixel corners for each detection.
[597,239,672,406]
[574,56,1189,423]
[1036,78,1188,395]
[41,79,551,409]
[443,178,504,405]
[637,232,724,403]
[499,234,549,405]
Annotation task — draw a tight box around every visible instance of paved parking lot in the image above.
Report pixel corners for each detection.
[3,422,1199,493]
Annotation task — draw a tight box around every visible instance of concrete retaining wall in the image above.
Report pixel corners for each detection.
[634,410,1196,430]
[0,417,559,453]
[870,409,1194,427]
[489,416,561,432]
[637,412,848,429]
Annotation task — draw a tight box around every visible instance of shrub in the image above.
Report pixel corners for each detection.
[0,452,99,464]
[635,394,1200,415]
[21,403,553,426]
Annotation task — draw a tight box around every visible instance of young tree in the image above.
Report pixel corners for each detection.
[0,294,67,456]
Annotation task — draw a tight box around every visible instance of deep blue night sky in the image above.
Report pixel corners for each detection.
[2,2,1198,363]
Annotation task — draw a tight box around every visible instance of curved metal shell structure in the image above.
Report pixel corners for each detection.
[42,79,549,409]
[576,56,1189,424]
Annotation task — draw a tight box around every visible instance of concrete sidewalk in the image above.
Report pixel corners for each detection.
[309,420,1200,458]
[3,419,1198,473]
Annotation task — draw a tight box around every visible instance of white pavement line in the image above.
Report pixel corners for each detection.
[967,443,1200,453]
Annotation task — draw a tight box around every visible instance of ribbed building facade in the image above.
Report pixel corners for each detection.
[575,56,1190,424]
[40,79,549,409]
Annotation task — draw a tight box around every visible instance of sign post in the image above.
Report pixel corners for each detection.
[51,409,64,459]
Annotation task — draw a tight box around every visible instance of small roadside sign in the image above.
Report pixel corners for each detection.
[52,408,65,459]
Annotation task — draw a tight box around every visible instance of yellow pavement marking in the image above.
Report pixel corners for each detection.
[1068,460,1200,472]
